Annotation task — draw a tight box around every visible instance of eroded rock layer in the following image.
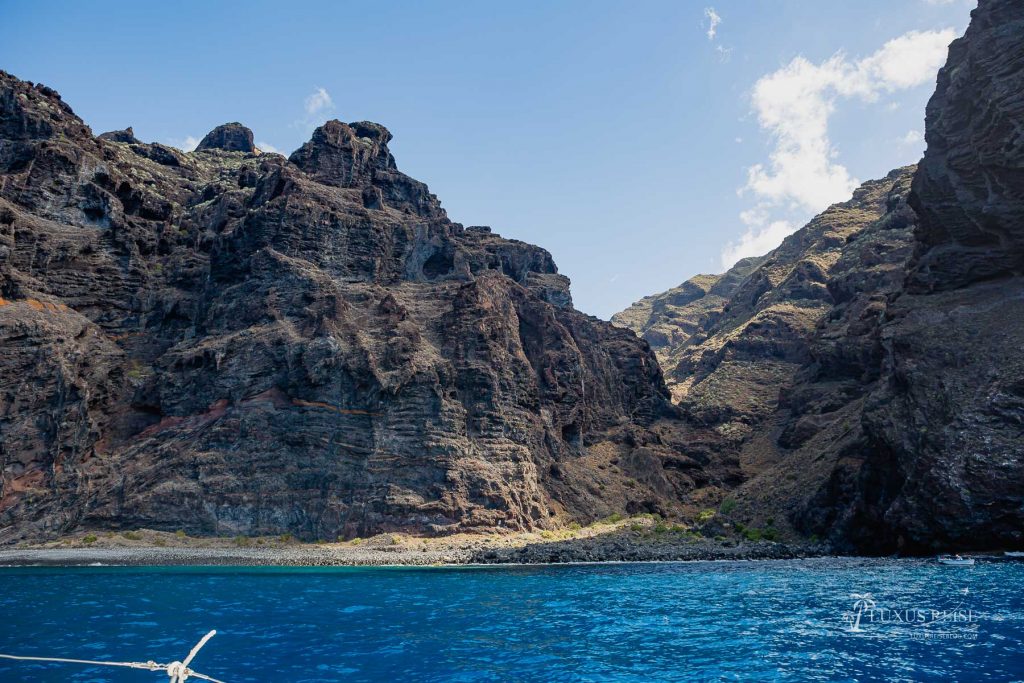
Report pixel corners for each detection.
[615,169,916,439]
[0,72,736,541]
[847,0,1024,551]
[611,256,764,378]
[616,0,1024,553]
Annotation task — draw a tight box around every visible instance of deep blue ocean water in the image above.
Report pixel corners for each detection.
[0,558,1022,682]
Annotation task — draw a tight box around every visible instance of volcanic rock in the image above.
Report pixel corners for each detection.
[615,0,1024,554]
[98,126,140,144]
[847,0,1024,552]
[195,122,256,153]
[0,70,735,542]
[611,256,764,370]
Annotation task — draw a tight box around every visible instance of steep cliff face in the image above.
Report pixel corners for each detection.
[615,169,920,547]
[733,173,921,547]
[907,0,1024,292]
[616,0,1024,554]
[5,0,1019,552]
[617,170,915,432]
[847,0,1024,552]
[0,72,736,541]
[611,256,764,371]
[784,0,1024,552]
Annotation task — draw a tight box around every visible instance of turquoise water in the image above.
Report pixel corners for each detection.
[0,558,1022,682]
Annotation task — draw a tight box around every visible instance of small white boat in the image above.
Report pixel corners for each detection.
[1004,551,1024,558]
[937,556,975,566]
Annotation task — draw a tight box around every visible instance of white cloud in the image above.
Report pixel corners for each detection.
[167,135,200,152]
[704,7,721,41]
[257,141,285,155]
[721,27,955,268]
[293,87,337,134]
[703,7,733,63]
[899,129,924,146]
[855,30,957,91]
[721,207,796,269]
[304,87,333,116]
[744,52,862,212]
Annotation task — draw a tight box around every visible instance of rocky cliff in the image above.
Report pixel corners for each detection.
[0,72,736,541]
[610,255,764,382]
[848,0,1024,552]
[616,0,1024,553]
[3,0,1020,553]
[615,169,916,438]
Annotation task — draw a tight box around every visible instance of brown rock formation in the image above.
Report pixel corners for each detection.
[611,256,764,371]
[0,71,735,542]
[195,122,255,153]
[847,0,1024,551]
[617,0,1024,554]
[620,169,914,428]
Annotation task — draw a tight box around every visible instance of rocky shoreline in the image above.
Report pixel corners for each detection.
[0,524,815,567]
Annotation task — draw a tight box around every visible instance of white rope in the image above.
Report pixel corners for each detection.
[182,630,217,668]
[0,630,225,682]
[0,654,163,670]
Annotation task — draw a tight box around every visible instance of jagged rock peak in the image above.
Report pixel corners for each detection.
[288,119,396,183]
[195,122,255,153]
[288,118,444,218]
[98,126,139,144]
[0,70,90,141]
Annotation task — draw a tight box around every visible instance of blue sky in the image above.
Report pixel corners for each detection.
[1,0,975,318]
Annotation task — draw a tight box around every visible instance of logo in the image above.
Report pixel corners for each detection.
[841,589,980,640]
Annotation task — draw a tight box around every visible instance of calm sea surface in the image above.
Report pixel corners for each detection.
[0,558,1022,682]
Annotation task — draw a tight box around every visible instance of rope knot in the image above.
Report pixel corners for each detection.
[166,660,190,681]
